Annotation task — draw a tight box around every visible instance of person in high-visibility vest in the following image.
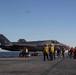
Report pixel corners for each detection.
[49,44,55,61]
[26,48,29,53]
[43,44,49,61]
[25,48,29,57]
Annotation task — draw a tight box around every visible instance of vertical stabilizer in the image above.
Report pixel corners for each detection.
[0,34,11,45]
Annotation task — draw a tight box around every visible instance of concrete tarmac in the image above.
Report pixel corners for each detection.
[0,56,76,75]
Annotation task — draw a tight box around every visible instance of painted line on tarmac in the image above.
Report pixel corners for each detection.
[41,58,65,75]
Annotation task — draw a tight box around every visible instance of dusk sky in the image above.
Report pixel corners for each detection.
[0,0,76,49]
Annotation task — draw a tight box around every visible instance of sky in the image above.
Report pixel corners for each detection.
[0,0,76,50]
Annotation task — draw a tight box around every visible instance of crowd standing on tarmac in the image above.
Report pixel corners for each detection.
[42,45,76,60]
[19,44,76,60]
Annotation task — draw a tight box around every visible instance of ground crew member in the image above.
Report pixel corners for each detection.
[69,47,74,58]
[25,48,29,57]
[49,44,55,61]
[43,44,49,61]
[73,47,76,59]
[62,47,66,58]
[56,46,61,58]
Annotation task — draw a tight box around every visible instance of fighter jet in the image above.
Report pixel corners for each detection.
[0,34,70,56]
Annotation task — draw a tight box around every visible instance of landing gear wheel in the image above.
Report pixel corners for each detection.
[19,53,24,57]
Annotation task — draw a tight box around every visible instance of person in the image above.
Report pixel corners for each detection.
[43,44,49,61]
[69,47,74,58]
[68,48,70,57]
[19,47,29,57]
[49,44,55,61]
[25,48,29,57]
[56,46,61,58]
[73,47,76,59]
[62,47,65,58]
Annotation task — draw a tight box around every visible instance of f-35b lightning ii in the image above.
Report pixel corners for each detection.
[0,34,70,56]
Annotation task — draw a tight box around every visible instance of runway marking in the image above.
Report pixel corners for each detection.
[41,58,64,75]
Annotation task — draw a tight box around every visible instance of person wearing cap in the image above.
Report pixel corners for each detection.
[43,44,49,61]
[49,44,55,61]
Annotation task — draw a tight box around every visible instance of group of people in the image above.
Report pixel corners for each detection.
[43,44,55,61]
[56,46,66,58]
[42,44,66,61]
[69,47,76,59]
[18,45,76,60]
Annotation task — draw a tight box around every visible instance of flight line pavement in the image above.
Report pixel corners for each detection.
[0,56,76,75]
